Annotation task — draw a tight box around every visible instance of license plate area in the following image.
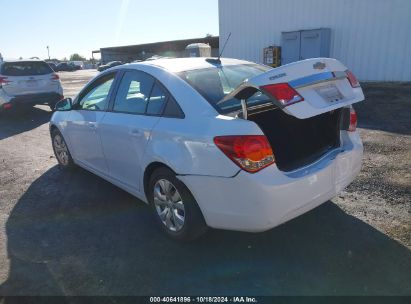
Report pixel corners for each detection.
[26,80,38,87]
[315,84,343,103]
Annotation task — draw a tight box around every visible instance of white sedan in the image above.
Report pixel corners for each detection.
[50,57,364,241]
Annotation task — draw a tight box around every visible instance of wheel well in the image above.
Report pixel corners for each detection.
[143,162,175,200]
[50,124,58,134]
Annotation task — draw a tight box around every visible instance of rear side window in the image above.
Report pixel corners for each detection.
[179,64,271,114]
[163,96,184,118]
[112,70,184,118]
[1,61,53,76]
[113,71,155,115]
[146,83,167,115]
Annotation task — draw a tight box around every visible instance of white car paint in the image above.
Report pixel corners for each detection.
[224,58,364,119]
[179,131,363,232]
[50,57,363,232]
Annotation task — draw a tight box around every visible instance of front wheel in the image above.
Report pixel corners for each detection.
[51,129,75,169]
[148,168,207,241]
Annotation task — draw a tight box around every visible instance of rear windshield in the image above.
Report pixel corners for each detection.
[1,61,53,76]
[179,64,272,114]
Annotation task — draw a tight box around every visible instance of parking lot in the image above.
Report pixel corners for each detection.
[0,70,410,295]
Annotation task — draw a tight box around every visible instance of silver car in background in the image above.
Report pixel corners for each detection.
[0,59,64,112]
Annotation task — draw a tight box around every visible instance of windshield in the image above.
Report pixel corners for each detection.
[1,61,53,76]
[179,64,272,114]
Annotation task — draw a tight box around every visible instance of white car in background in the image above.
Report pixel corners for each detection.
[49,57,364,241]
[0,59,64,112]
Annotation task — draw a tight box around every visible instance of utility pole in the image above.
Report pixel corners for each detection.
[46,46,50,60]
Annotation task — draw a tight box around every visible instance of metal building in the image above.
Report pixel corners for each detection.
[97,37,219,64]
[219,0,411,81]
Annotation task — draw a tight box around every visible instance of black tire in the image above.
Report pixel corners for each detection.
[148,167,208,241]
[51,129,75,169]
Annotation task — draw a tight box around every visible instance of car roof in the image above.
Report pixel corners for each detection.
[124,57,254,73]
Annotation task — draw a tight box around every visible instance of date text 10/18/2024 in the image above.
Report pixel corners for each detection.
[149,297,258,303]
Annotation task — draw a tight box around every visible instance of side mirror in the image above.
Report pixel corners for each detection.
[55,98,72,111]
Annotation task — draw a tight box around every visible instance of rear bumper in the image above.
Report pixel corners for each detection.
[178,132,363,232]
[0,91,63,110]
[11,92,63,105]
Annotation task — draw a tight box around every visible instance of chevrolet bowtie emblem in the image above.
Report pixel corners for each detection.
[313,62,326,70]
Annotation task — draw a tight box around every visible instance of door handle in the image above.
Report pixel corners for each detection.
[87,122,97,129]
[129,129,142,137]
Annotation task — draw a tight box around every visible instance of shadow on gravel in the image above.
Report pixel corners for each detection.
[357,82,411,135]
[1,166,410,296]
[0,106,51,141]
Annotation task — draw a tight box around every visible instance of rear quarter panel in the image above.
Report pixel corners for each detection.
[142,115,265,178]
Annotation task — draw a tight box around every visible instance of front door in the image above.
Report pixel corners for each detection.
[66,72,116,175]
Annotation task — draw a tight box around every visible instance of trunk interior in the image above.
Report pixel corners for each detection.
[248,107,342,172]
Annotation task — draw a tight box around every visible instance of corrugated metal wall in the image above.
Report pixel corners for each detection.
[219,0,411,81]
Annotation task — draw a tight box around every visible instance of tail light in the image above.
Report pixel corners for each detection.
[0,76,10,88]
[3,103,12,110]
[260,83,304,107]
[214,135,275,173]
[346,70,360,88]
[348,106,358,132]
[51,73,60,81]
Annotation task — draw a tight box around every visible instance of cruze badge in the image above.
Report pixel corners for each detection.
[269,72,287,81]
[313,62,326,70]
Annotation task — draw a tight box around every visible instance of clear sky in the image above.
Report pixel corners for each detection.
[0,0,219,60]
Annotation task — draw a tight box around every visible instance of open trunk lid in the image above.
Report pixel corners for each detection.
[218,58,364,119]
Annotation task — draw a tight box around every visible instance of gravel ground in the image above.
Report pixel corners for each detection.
[0,71,409,296]
[334,82,411,248]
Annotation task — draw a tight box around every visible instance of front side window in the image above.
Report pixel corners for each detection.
[113,71,155,115]
[78,74,115,111]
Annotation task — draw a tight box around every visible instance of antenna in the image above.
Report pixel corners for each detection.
[218,32,231,61]
[206,32,231,64]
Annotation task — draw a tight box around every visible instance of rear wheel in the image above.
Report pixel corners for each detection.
[51,129,75,169]
[148,167,207,241]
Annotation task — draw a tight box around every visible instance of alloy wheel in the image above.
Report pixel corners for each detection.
[53,134,69,166]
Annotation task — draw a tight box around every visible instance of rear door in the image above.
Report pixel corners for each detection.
[99,70,168,192]
[0,61,58,95]
[219,58,364,119]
